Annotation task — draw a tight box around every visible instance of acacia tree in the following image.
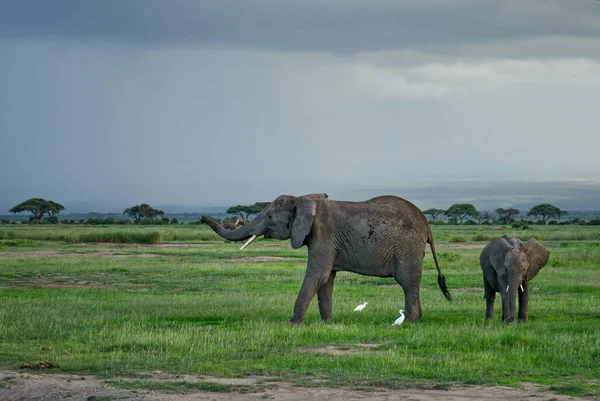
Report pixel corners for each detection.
[445,204,478,224]
[496,208,520,224]
[123,203,164,220]
[226,202,270,220]
[422,208,446,222]
[527,203,562,224]
[475,211,492,225]
[10,198,65,224]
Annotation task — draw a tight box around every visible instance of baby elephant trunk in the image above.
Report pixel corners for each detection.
[503,250,527,324]
[503,277,519,324]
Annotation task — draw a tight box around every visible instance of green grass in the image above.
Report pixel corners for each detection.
[0,225,598,397]
[433,225,600,243]
[0,225,221,244]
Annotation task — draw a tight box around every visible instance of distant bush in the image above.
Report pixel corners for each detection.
[0,239,34,248]
[450,235,467,243]
[512,221,530,230]
[473,234,494,242]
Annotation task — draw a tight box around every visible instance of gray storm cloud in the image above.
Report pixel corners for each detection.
[1,1,599,212]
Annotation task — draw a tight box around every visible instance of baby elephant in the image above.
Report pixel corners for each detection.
[480,235,549,323]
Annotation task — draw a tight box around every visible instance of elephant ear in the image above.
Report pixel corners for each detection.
[302,193,329,200]
[487,237,513,277]
[290,196,317,249]
[523,238,549,281]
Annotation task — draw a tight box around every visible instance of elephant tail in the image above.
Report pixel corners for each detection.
[428,235,452,301]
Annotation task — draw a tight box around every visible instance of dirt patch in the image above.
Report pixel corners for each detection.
[377,283,400,288]
[1,280,147,290]
[440,244,486,249]
[0,250,168,258]
[69,243,218,248]
[298,344,380,355]
[0,371,593,401]
[454,287,484,292]
[222,256,304,263]
[20,361,59,370]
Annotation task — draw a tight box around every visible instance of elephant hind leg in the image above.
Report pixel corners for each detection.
[393,259,423,321]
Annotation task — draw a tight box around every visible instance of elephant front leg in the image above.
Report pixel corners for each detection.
[483,278,496,320]
[500,282,510,323]
[290,256,334,325]
[518,281,529,322]
[317,271,336,323]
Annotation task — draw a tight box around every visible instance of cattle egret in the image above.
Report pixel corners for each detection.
[353,302,368,312]
[392,309,405,326]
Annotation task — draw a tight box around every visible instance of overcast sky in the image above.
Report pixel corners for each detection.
[1,0,600,211]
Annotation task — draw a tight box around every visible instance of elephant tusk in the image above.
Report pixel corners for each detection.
[520,284,524,292]
[239,235,257,250]
[506,285,509,292]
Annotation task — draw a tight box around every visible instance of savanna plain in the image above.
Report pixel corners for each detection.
[0,224,599,400]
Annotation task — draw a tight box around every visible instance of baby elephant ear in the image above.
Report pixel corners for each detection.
[290,196,317,249]
[302,193,329,200]
[523,238,550,281]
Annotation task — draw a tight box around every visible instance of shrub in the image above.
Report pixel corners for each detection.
[512,221,530,230]
[472,234,493,242]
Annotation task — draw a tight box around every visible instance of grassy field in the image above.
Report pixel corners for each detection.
[0,224,598,397]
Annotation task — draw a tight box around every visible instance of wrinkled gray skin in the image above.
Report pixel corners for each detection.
[201,193,451,325]
[480,235,550,323]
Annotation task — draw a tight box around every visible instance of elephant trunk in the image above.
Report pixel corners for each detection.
[201,214,267,242]
[503,276,520,324]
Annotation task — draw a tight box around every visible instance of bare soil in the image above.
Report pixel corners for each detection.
[222,256,304,263]
[440,243,486,249]
[297,343,381,355]
[1,371,594,401]
[0,250,166,258]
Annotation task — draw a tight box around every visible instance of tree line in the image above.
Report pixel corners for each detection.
[6,198,600,226]
[7,198,179,225]
[422,203,571,225]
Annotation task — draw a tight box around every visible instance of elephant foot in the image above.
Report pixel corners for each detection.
[518,317,528,323]
[287,319,304,326]
[405,313,420,322]
[502,316,515,324]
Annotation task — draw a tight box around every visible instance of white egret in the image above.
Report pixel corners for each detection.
[353,302,368,312]
[392,309,405,326]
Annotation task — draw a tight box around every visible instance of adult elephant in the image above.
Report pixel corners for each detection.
[480,235,550,323]
[201,193,451,325]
